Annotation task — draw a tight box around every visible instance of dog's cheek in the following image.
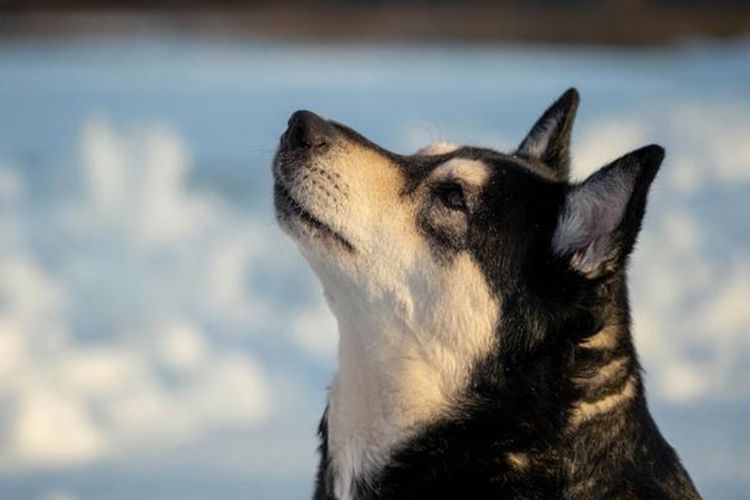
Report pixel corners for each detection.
[418,205,469,262]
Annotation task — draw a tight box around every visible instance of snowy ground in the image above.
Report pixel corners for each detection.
[0,36,748,499]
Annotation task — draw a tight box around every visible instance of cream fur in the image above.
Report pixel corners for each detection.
[569,375,638,428]
[431,158,492,187]
[417,142,460,156]
[278,143,500,500]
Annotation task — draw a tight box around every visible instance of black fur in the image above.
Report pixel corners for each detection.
[516,87,579,179]
[299,90,700,500]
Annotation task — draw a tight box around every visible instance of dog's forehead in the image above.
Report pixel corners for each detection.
[431,147,564,185]
[418,143,497,185]
[421,147,531,180]
[390,146,545,195]
[332,121,554,185]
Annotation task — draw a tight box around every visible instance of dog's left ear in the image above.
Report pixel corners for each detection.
[552,145,664,278]
[515,88,579,179]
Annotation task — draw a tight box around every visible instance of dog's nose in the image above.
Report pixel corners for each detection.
[283,110,336,150]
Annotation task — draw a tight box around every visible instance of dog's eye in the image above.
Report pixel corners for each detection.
[436,183,466,211]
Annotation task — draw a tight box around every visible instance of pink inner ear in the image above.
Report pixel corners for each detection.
[553,175,633,276]
[588,197,627,239]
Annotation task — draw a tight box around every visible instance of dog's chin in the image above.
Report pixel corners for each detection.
[273,180,356,254]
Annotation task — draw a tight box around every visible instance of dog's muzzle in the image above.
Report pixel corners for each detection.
[273,111,355,253]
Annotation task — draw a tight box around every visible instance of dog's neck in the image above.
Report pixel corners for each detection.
[321,270,651,500]
[553,280,659,493]
[325,302,481,500]
[313,252,500,500]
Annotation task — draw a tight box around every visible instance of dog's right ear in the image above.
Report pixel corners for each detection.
[551,144,664,278]
[515,88,579,179]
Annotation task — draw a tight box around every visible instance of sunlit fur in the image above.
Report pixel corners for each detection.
[273,91,700,500]
[416,141,460,156]
[430,158,492,188]
[276,139,499,499]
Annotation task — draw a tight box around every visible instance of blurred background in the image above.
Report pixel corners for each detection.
[0,1,748,499]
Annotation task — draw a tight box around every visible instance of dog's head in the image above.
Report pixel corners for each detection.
[273,89,663,356]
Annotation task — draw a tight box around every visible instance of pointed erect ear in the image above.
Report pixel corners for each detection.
[552,145,664,278]
[516,88,580,179]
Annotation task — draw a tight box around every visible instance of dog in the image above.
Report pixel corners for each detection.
[272,89,700,500]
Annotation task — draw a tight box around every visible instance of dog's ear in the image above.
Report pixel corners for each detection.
[552,145,664,278]
[515,88,579,179]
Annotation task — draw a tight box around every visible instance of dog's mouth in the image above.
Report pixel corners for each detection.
[274,179,355,253]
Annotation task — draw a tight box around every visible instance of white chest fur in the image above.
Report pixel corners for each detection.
[321,254,500,500]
